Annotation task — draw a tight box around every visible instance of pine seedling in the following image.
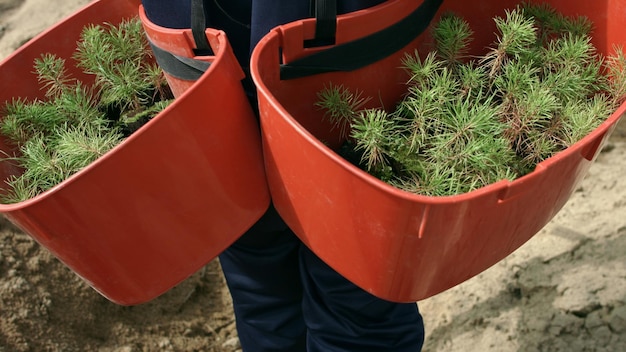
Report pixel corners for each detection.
[429,93,501,160]
[499,74,558,142]
[606,45,626,104]
[17,136,71,193]
[54,124,123,173]
[1,99,48,146]
[119,98,171,135]
[520,1,559,45]
[402,51,443,88]
[432,13,473,67]
[559,94,613,147]
[394,163,459,197]
[521,2,592,46]
[1,98,67,145]
[558,16,593,39]
[0,17,172,203]
[393,93,435,153]
[396,60,461,153]
[315,84,370,139]
[518,129,559,170]
[316,3,622,197]
[541,33,602,102]
[54,82,107,128]
[427,93,515,192]
[34,54,74,98]
[146,63,172,104]
[73,19,168,119]
[494,59,541,109]
[425,66,461,106]
[1,174,38,204]
[32,53,106,131]
[0,123,123,203]
[483,8,537,78]
[351,109,395,177]
[457,62,489,100]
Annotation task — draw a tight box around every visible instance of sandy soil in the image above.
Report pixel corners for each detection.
[1,1,625,351]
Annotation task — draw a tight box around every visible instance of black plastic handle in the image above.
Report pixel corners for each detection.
[307,0,338,47]
[280,0,444,80]
[191,0,213,55]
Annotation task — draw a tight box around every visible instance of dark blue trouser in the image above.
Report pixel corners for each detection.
[141,1,425,350]
[219,205,424,351]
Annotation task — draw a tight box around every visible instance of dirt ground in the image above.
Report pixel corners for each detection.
[0,215,241,352]
[1,1,626,352]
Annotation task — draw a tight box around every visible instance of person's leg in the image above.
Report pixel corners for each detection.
[218,205,307,351]
[141,3,307,350]
[141,0,193,28]
[300,245,425,352]
[143,2,421,351]
[249,0,310,56]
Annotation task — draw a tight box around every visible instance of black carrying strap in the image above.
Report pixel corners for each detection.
[149,40,211,81]
[306,0,337,47]
[191,0,213,55]
[149,0,213,81]
[280,0,444,80]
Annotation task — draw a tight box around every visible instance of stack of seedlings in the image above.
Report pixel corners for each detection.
[316,3,626,196]
[0,18,173,203]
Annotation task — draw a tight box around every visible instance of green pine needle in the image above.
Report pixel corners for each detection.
[1,175,39,204]
[433,13,474,66]
[402,51,444,87]
[316,3,621,196]
[316,84,370,139]
[606,45,626,104]
[351,109,394,173]
[55,125,123,173]
[483,8,537,78]
[0,17,172,203]
[34,54,74,98]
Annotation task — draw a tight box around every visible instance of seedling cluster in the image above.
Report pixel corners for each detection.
[0,18,172,203]
[317,3,626,196]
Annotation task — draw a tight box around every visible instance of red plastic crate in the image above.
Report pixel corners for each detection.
[250,0,626,302]
[0,0,269,305]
